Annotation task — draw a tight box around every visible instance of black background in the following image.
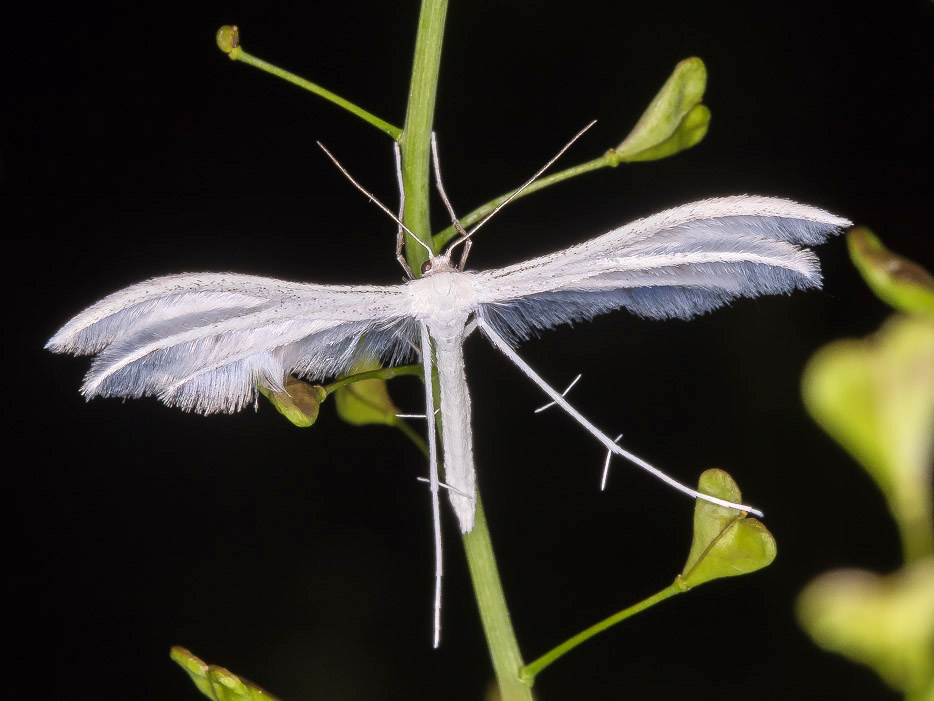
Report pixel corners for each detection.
[5,2,932,700]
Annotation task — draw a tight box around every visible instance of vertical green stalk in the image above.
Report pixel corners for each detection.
[400,0,447,272]
[462,500,534,701]
[402,2,531,698]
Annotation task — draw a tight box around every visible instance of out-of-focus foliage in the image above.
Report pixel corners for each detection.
[848,227,934,321]
[803,315,934,557]
[799,230,934,700]
[797,559,934,698]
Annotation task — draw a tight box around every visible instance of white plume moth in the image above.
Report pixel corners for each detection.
[46,135,850,646]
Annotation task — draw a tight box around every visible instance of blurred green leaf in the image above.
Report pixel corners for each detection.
[334,357,401,427]
[848,227,934,321]
[259,377,327,427]
[615,57,710,162]
[171,646,279,701]
[679,469,776,589]
[796,558,934,696]
[802,316,934,560]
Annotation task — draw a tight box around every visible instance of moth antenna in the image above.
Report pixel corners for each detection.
[317,141,433,260]
[445,120,598,259]
[429,132,472,269]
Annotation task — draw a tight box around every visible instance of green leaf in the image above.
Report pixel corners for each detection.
[796,558,934,696]
[258,377,327,427]
[848,227,934,321]
[334,357,401,427]
[170,647,280,701]
[802,315,934,559]
[615,57,710,162]
[679,469,777,589]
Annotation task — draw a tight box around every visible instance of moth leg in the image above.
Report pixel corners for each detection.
[393,142,415,279]
[394,408,441,420]
[601,433,624,491]
[429,132,472,269]
[419,322,444,647]
[417,476,471,499]
[534,373,582,413]
[456,238,473,270]
[477,318,764,517]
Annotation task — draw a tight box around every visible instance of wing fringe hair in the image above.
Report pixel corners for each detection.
[46,274,415,414]
[475,196,851,342]
[47,196,850,414]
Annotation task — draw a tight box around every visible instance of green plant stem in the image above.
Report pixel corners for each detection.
[520,581,683,684]
[433,152,617,249]
[462,499,533,701]
[227,46,402,140]
[401,3,531,698]
[398,0,448,273]
[322,364,423,395]
[393,419,430,459]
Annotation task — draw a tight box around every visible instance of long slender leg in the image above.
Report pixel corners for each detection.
[429,132,473,269]
[477,318,763,516]
[419,322,444,647]
[417,476,472,499]
[601,433,624,491]
[534,373,582,413]
[394,143,415,279]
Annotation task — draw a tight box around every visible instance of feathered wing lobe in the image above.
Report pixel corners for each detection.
[46,273,415,414]
[474,196,851,341]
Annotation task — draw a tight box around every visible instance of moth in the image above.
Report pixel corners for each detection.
[46,143,850,644]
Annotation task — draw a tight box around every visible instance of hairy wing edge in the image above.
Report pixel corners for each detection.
[47,274,416,414]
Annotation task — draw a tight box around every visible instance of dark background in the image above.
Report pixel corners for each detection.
[5,1,931,699]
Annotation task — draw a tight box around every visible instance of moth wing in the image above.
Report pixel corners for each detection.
[472,195,850,341]
[46,273,415,413]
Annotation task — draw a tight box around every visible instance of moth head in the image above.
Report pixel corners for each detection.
[420,250,457,277]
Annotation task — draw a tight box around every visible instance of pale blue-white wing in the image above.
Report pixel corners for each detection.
[46,273,415,414]
[472,196,851,341]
